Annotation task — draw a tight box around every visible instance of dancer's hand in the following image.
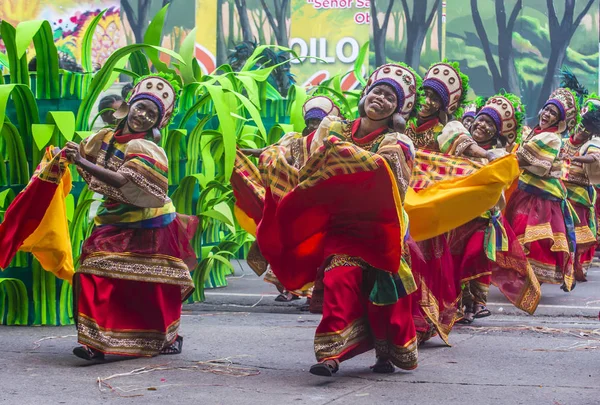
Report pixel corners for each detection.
[485,149,508,162]
[64,141,81,165]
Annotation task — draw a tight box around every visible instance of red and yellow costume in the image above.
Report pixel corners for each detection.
[74,76,197,357]
[505,88,580,291]
[448,95,541,318]
[561,135,600,281]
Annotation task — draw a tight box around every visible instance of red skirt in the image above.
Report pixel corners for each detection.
[314,263,417,370]
[449,215,541,314]
[571,200,597,282]
[504,188,574,289]
[75,215,197,356]
[410,235,460,345]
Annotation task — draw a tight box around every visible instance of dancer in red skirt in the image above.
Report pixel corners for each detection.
[256,63,422,376]
[505,88,580,292]
[405,61,497,345]
[66,75,197,360]
[560,94,600,282]
[450,93,541,324]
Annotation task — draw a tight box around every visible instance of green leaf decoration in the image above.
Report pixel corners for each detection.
[0,22,28,86]
[353,41,369,87]
[0,278,29,325]
[31,124,55,151]
[143,4,179,81]
[15,20,60,99]
[81,10,107,73]
[178,28,198,85]
[46,111,75,142]
[75,44,185,131]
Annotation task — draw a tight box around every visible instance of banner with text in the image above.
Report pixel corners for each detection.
[290,0,371,90]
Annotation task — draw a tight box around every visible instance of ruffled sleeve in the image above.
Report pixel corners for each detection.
[581,138,600,184]
[81,138,169,208]
[516,131,562,177]
[436,121,477,156]
[78,129,111,165]
[117,139,170,207]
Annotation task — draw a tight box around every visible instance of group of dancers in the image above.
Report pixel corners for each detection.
[233,61,600,376]
[2,60,598,374]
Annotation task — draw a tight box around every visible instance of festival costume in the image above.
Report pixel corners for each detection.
[235,64,423,370]
[405,61,476,344]
[505,88,580,291]
[560,96,600,281]
[449,94,541,319]
[260,96,342,298]
[74,76,197,357]
[0,148,74,282]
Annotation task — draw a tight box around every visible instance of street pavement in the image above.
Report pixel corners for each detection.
[1,261,599,405]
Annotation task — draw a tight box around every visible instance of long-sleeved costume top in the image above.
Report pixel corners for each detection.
[76,128,196,298]
[255,118,417,304]
[78,128,177,227]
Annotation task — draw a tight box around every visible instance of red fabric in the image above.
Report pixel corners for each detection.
[231,183,264,226]
[505,188,573,285]
[409,234,460,344]
[113,129,148,143]
[258,167,403,291]
[350,120,388,145]
[411,118,440,134]
[81,214,198,272]
[315,265,416,368]
[0,179,56,268]
[450,215,538,313]
[77,274,182,356]
[450,218,492,282]
[533,126,558,135]
[572,201,595,282]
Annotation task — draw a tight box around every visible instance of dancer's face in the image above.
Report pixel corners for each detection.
[471,114,497,144]
[364,84,398,121]
[419,88,442,119]
[462,116,475,131]
[574,123,598,143]
[539,104,560,130]
[304,118,322,135]
[127,100,159,132]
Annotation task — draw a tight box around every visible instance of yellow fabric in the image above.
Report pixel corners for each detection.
[234,204,257,237]
[405,154,520,242]
[20,166,74,283]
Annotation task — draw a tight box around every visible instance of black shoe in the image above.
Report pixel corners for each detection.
[309,360,339,377]
[73,346,105,361]
[160,336,183,355]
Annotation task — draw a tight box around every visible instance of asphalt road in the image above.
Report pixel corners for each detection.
[1,262,598,405]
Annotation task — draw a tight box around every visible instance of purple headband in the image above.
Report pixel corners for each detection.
[423,78,449,110]
[367,78,405,113]
[129,93,165,125]
[477,107,502,137]
[462,111,476,120]
[544,100,566,121]
[304,108,328,121]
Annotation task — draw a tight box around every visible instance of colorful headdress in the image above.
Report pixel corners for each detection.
[423,61,469,118]
[543,87,580,133]
[362,63,423,120]
[462,96,487,121]
[128,74,179,129]
[580,93,600,134]
[302,96,341,121]
[477,93,525,145]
